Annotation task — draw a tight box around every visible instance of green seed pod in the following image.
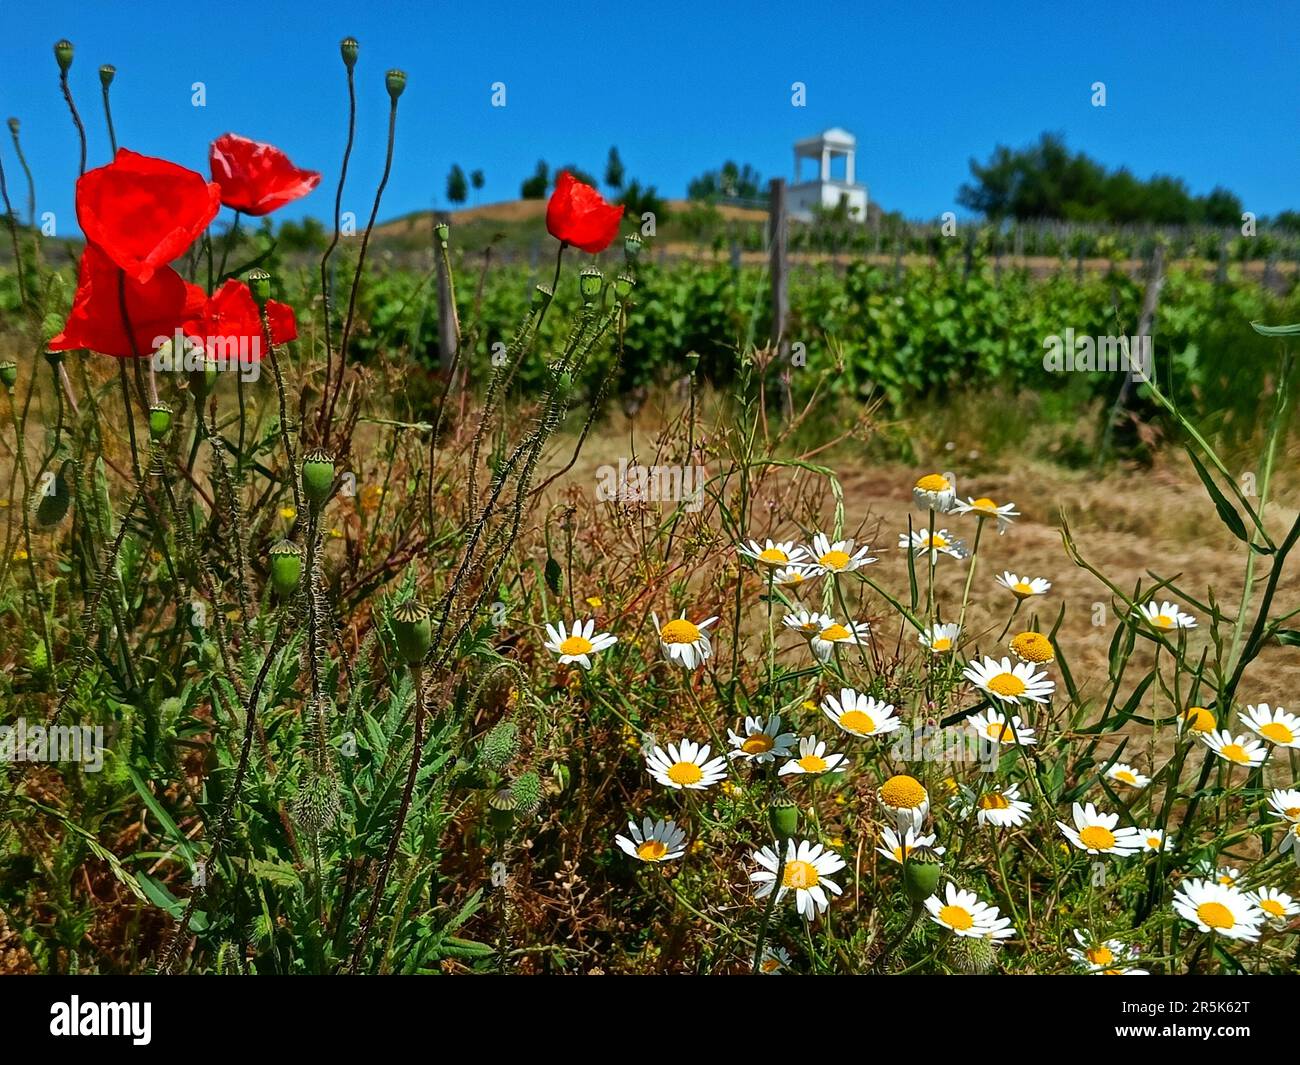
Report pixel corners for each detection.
[189,355,218,399]
[902,847,942,904]
[769,797,799,841]
[268,539,303,596]
[509,769,542,816]
[685,349,702,371]
[624,232,643,262]
[390,598,432,665]
[7,118,18,136]
[35,459,73,529]
[385,68,407,101]
[480,719,519,771]
[246,268,272,306]
[488,789,517,839]
[340,36,359,70]
[291,773,341,833]
[614,273,636,299]
[99,64,116,88]
[531,283,554,311]
[43,348,63,369]
[54,39,74,73]
[0,361,17,389]
[578,266,603,304]
[301,448,335,507]
[148,403,173,441]
[434,221,449,248]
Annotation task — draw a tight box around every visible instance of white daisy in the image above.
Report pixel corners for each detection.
[644,738,727,791]
[1240,703,1300,749]
[820,688,901,739]
[875,825,945,863]
[615,817,687,863]
[1280,821,1300,866]
[1068,929,1144,974]
[1267,787,1300,823]
[1200,729,1268,768]
[1106,762,1151,789]
[995,572,1051,599]
[1213,866,1241,887]
[727,714,796,764]
[1137,828,1174,852]
[652,611,718,670]
[772,564,815,587]
[912,472,957,513]
[806,532,876,575]
[925,881,1014,939]
[1137,599,1196,631]
[918,623,961,654]
[757,945,792,974]
[1056,802,1141,857]
[899,528,967,561]
[543,618,617,670]
[784,611,869,662]
[1249,886,1298,923]
[778,735,847,777]
[951,494,1019,533]
[1172,879,1264,941]
[962,783,1032,828]
[963,655,1055,705]
[968,707,1039,746]
[1178,705,1218,737]
[878,774,930,832]
[738,538,808,569]
[749,838,845,921]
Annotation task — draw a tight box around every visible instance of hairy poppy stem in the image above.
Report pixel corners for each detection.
[59,68,87,178]
[318,53,358,438]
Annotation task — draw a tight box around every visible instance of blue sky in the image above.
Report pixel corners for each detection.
[5,0,1299,236]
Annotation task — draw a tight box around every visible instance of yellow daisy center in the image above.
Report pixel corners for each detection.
[931,637,952,652]
[782,860,820,889]
[1285,806,1300,819]
[818,549,851,569]
[1115,770,1138,785]
[880,774,927,809]
[1184,707,1215,733]
[1010,631,1054,663]
[979,792,1011,810]
[1078,825,1117,851]
[1012,581,1034,597]
[758,547,788,563]
[1196,901,1235,931]
[636,839,668,861]
[783,571,804,583]
[838,709,875,734]
[985,721,1016,741]
[1217,875,1235,886]
[660,619,701,644]
[1086,945,1114,967]
[1219,743,1252,764]
[971,496,997,511]
[1261,899,1285,917]
[741,734,774,755]
[558,635,594,656]
[666,761,703,786]
[760,957,781,973]
[986,673,1027,698]
[930,533,949,548]
[797,754,829,773]
[938,904,973,931]
[1147,836,1162,849]
[916,474,950,492]
[819,623,852,641]
[1260,721,1296,744]
[1152,614,1174,629]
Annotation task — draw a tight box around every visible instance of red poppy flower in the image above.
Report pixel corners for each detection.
[545,171,624,253]
[183,279,297,363]
[50,244,206,358]
[209,133,321,216]
[76,148,221,284]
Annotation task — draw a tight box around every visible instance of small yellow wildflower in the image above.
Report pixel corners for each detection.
[586,596,603,608]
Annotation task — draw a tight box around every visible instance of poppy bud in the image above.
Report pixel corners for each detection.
[7,118,18,135]
[614,273,636,299]
[0,361,16,390]
[99,64,116,88]
[488,789,517,839]
[685,350,701,370]
[531,284,553,311]
[902,847,942,904]
[268,539,303,596]
[480,720,519,770]
[769,797,799,841]
[301,448,335,507]
[390,598,432,665]
[578,267,603,304]
[148,403,173,441]
[385,69,407,101]
[434,221,449,248]
[510,770,542,816]
[340,36,359,70]
[189,356,218,399]
[54,39,74,73]
[246,268,272,306]
[35,459,73,529]
[624,233,643,262]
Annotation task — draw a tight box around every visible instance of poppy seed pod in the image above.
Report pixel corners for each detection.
[390,598,432,665]
[624,232,643,262]
[99,64,116,88]
[268,539,303,596]
[385,69,407,101]
[246,268,272,306]
[148,403,173,441]
[434,221,449,248]
[340,36,359,70]
[531,283,553,311]
[301,448,335,507]
[578,267,603,304]
[7,117,18,135]
[0,361,17,390]
[902,847,942,904]
[769,797,799,841]
[488,789,517,839]
[189,356,219,399]
[35,459,73,529]
[54,39,74,73]
[614,273,636,299]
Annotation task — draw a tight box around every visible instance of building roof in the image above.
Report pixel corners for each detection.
[794,127,857,154]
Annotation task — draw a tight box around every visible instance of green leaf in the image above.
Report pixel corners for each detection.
[1250,320,1300,337]
[544,555,563,596]
[1184,446,1248,544]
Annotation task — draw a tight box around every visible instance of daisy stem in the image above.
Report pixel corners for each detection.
[925,508,936,626]
[956,514,985,633]
[767,569,776,715]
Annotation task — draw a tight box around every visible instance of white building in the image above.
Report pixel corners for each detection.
[788,128,868,222]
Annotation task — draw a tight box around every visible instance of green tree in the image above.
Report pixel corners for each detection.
[605,146,625,191]
[521,160,549,199]
[446,164,469,206]
[688,161,763,201]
